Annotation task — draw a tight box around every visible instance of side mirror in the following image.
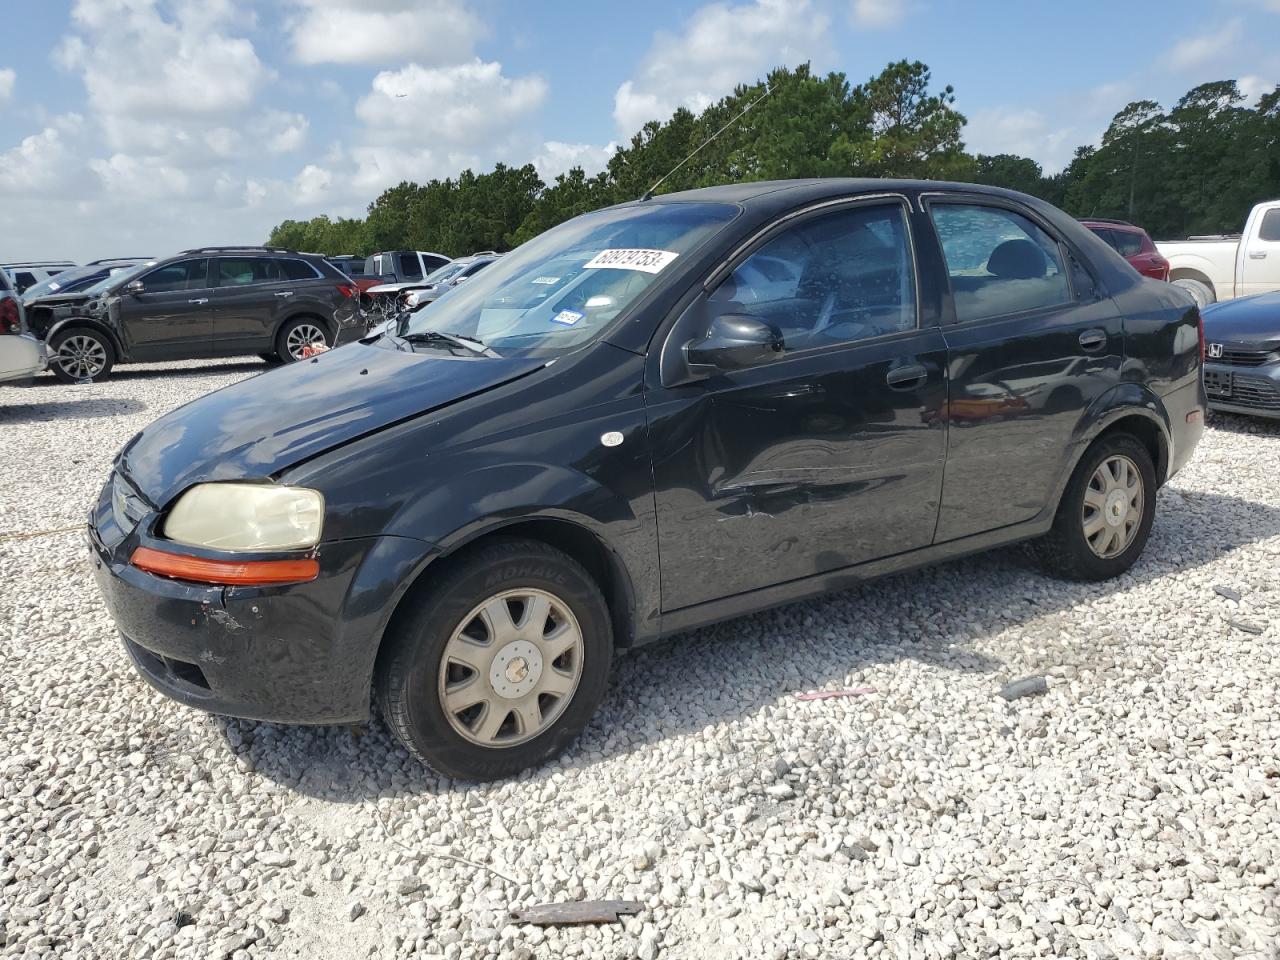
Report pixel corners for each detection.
[123,280,145,295]
[686,313,784,372]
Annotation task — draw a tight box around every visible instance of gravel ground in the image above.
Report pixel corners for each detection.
[2,360,1279,960]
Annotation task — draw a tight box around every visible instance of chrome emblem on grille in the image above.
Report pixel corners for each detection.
[1207,343,1223,359]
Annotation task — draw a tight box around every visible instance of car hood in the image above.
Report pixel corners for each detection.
[120,340,546,508]
[1203,292,1280,341]
[25,291,90,307]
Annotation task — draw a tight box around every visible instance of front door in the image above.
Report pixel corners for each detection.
[647,199,949,612]
[924,198,1124,542]
[118,257,212,361]
[1240,206,1280,298]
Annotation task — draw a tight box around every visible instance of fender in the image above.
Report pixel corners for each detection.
[1040,382,1172,519]
[44,315,126,359]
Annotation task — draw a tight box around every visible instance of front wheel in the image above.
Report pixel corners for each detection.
[276,318,331,363]
[49,327,116,384]
[1036,433,1157,581]
[376,540,613,780]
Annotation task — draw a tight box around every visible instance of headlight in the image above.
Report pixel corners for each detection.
[163,483,324,551]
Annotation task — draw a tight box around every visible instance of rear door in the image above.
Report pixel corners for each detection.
[924,197,1123,542]
[117,257,212,361]
[208,256,280,356]
[647,197,949,611]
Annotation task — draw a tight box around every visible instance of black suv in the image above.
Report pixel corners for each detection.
[90,180,1204,780]
[46,247,360,383]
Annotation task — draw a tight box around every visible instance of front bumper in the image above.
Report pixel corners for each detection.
[88,474,433,724]
[1203,360,1280,419]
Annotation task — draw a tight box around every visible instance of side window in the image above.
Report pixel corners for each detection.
[14,272,36,293]
[216,258,277,286]
[398,253,422,279]
[275,258,319,281]
[141,258,207,293]
[1089,228,1119,252]
[931,204,1069,322]
[709,203,917,350]
[1259,208,1280,243]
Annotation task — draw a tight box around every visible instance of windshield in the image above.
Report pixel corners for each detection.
[21,265,103,301]
[401,202,738,358]
[423,261,465,284]
[88,261,155,296]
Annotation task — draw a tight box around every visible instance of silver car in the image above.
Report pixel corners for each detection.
[0,269,45,385]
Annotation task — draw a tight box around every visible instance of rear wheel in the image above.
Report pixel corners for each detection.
[49,327,115,384]
[1036,433,1157,581]
[376,540,613,780]
[276,318,331,363]
[1172,277,1214,309]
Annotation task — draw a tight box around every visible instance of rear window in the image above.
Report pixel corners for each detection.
[1260,208,1280,243]
[276,258,321,281]
[1112,230,1143,257]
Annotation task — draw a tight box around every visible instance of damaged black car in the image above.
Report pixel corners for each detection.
[89,179,1205,780]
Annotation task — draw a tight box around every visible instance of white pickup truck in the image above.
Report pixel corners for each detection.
[1156,200,1280,307]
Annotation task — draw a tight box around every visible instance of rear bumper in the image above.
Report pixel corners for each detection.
[0,334,46,383]
[1203,360,1280,419]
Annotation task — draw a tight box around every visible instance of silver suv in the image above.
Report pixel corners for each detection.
[0,269,44,385]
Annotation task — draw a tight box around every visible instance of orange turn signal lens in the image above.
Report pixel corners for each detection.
[130,546,319,585]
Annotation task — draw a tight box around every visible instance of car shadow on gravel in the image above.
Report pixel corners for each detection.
[216,487,1280,801]
[1207,411,1280,438]
[0,396,148,423]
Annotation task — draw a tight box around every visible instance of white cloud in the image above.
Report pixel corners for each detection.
[287,0,483,65]
[89,154,191,199]
[0,68,14,102]
[292,164,333,203]
[533,141,618,180]
[964,107,1078,173]
[612,0,829,135]
[0,118,82,192]
[255,110,310,155]
[1238,74,1276,104]
[1166,19,1243,71]
[850,0,906,28]
[356,59,548,147]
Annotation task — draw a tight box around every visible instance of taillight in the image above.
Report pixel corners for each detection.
[337,284,356,299]
[0,297,19,335]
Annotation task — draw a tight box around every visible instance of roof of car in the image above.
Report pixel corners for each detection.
[643,178,1042,208]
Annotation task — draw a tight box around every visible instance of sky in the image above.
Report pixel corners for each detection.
[1,0,1278,262]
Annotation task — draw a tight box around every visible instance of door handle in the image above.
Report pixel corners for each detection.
[275,291,295,298]
[885,362,928,390]
[188,298,209,305]
[1248,251,1267,260]
[1078,329,1107,351]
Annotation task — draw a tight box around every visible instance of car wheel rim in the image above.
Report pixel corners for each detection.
[1082,454,1143,559]
[437,588,585,748]
[286,324,326,360]
[56,335,106,380]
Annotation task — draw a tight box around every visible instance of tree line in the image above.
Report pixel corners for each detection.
[267,62,1280,257]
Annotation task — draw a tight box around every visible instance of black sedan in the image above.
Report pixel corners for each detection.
[1202,291,1280,419]
[89,179,1204,780]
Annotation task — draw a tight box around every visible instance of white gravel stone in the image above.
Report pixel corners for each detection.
[2,366,1279,960]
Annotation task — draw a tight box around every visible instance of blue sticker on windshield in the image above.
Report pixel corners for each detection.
[551,309,584,326]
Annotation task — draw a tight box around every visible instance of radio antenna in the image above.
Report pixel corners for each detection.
[640,83,775,201]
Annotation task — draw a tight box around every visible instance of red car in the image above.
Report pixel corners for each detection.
[1081,219,1170,281]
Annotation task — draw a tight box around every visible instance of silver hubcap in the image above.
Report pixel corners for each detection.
[1082,454,1143,559]
[285,323,327,360]
[438,589,584,747]
[56,335,106,379]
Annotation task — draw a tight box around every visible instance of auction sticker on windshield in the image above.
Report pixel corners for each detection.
[551,309,584,326]
[584,249,679,274]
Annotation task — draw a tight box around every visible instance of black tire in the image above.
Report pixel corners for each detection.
[1172,277,1214,308]
[376,539,613,780]
[275,317,332,363]
[1036,432,1157,581]
[49,327,116,384]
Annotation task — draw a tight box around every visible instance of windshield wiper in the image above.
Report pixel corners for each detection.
[401,330,501,357]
